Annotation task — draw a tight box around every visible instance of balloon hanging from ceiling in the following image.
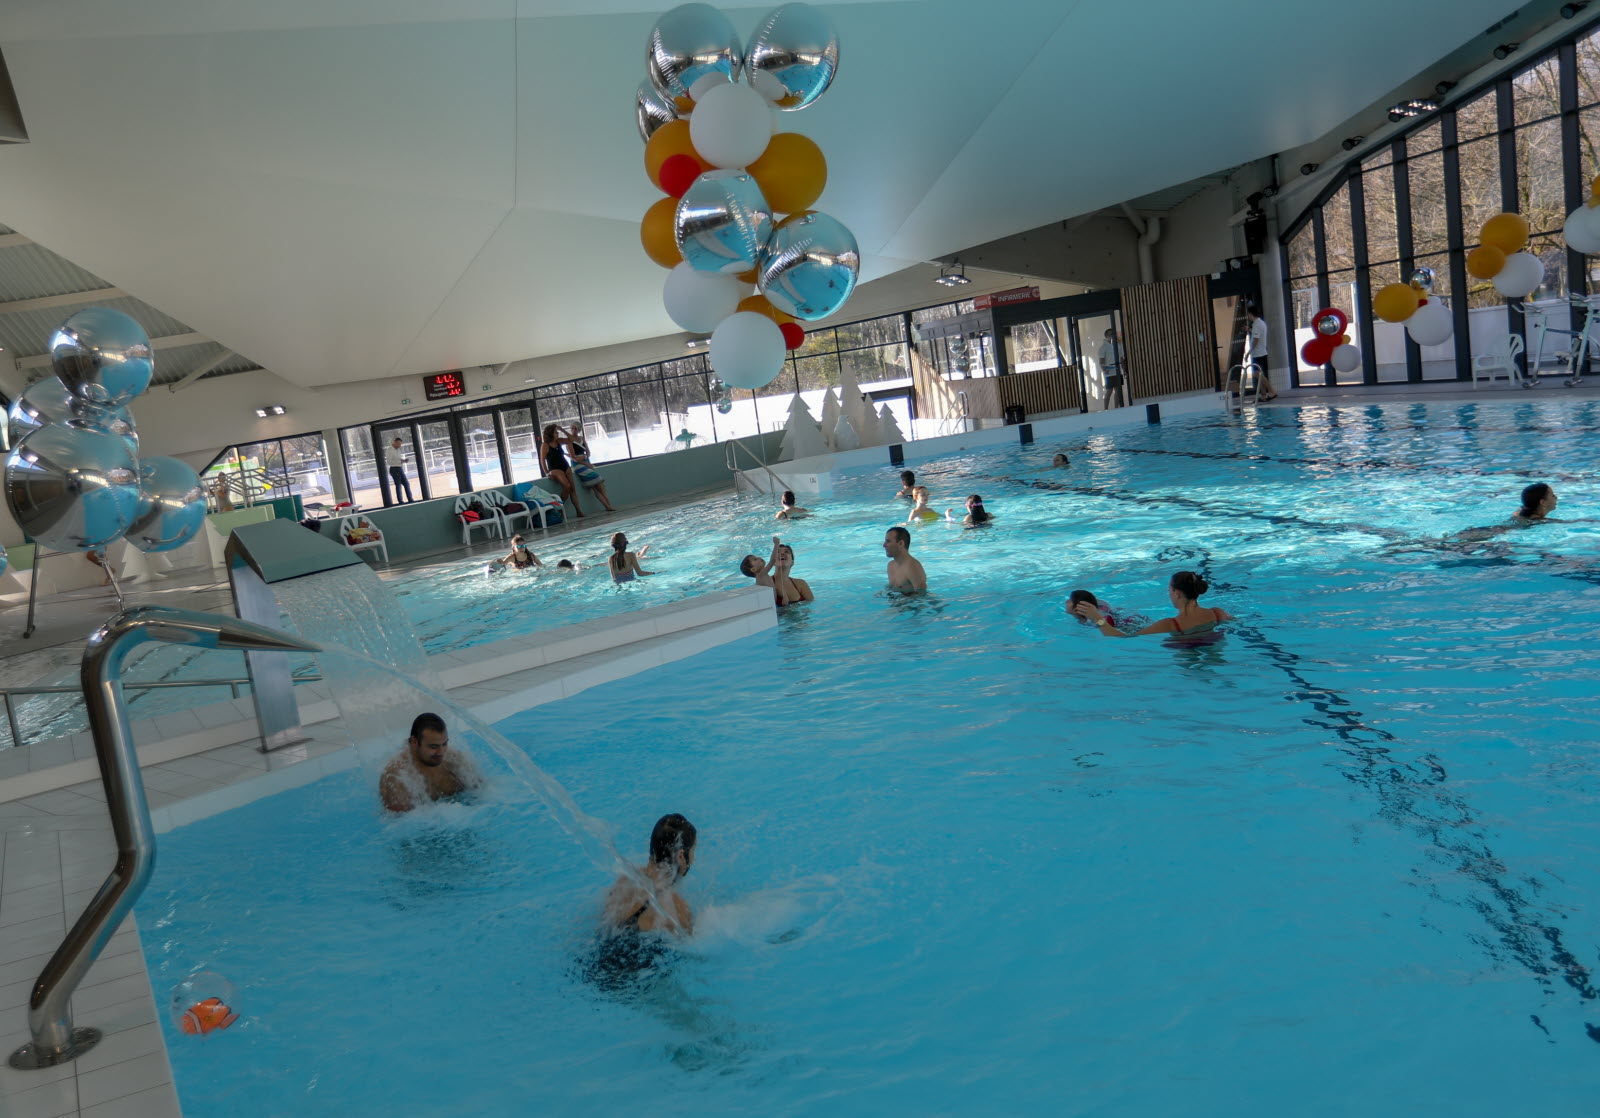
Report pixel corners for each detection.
[636,2,851,392]
[5,307,206,560]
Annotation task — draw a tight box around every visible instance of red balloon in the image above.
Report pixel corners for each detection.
[659,154,705,198]
[1300,336,1337,366]
[780,322,805,350]
[1312,306,1349,335]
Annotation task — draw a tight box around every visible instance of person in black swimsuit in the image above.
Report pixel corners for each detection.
[584,814,697,992]
[540,423,584,518]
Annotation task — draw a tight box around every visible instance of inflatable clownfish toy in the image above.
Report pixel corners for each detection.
[179,997,238,1035]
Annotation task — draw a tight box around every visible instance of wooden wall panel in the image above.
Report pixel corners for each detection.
[997,367,1082,415]
[1121,275,1218,399]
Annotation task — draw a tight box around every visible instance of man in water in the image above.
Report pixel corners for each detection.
[895,470,916,499]
[883,526,927,593]
[379,712,481,813]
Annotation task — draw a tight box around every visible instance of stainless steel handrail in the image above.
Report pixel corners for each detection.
[726,436,791,494]
[8,606,319,1070]
[0,669,323,750]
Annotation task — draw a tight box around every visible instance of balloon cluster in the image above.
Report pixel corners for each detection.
[636,2,858,395]
[1563,176,1600,255]
[1299,307,1361,373]
[1464,212,1543,299]
[3,307,207,569]
[1373,267,1454,346]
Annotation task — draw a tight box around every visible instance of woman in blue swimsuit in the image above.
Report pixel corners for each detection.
[1072,570,1231,640]
[608,532,652,583]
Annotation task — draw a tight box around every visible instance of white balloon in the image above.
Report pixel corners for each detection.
[1405,299,1453,347]
[1564,204,1600,255]
[710,311,786,389]
[1492,251,1545,299]
[689,82,773,169]
[1330,343,1362,373]
[662,263,744,334]
[687,72,728,102]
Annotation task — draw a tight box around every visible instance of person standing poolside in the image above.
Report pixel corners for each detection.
[895,470,916,499]
[492,535,543,570]
[883,526,927,593]
[379,713,482,813]
[1073,570,1230,640]
[565,424,617,513]
[387,437,414,504]
[776,490,811,520]
[1240,304,1277,401]
[1098,328,1127,410]
[541,424,584,518]
[906,486,941,523]
[608,532,652,583]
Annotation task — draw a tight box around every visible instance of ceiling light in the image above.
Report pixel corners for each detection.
[1493,42,1520,60]
[1562,3,1588,18]
[1435,80,1458,97]
[1300,162,1319,176]
[253,405,285,418]
[1388,97,1440,123]
[1341,135,1364,151]
[685,338,707,348]
[935,260,971,287]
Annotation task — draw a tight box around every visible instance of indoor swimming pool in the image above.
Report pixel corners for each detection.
[136,399,1600,1114]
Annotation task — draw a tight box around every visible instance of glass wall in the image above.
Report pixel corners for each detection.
[1281,18,1600,387]
[203,432,332,509]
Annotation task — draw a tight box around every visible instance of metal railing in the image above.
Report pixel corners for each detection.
[0,667,323,751]
[724,437,792,494]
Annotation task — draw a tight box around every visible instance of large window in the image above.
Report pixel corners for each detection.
[1281,19,1600,387]
[204,432,332,509]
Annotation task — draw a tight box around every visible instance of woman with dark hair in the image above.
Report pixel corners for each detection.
[739,536,810,604]
[540,423,583,518]
[1514,482,1558,523]
[564,423,616,513]
[947,494,992,527]
[776,490,811,520]
[601,813,698,935]
[608,532,652,583]
[1072,570,1231,640]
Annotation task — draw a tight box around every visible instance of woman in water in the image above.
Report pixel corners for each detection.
[601,813,697,935]
[776,490,811,520]
[1072,570,1231,640]
[1052,452,1070,468]
[1513,482,1558,524]
[564,423,617,513]
[540,423,584,518]
[608,532,652,583]
[739,537,810,605]
[947,494,992,527]
[491,535,543,570]
[906,485,941,523]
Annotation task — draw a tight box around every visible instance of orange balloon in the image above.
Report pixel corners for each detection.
[735,268,760,285]
[1373,282,1421,323]
[737,293,794,324]
[1590,174,1600,198]
[1479,212,1530,255]
[640,198,681,268]
[1466,244,1507,280]
[644,121,702,192]
[747,133,828,215]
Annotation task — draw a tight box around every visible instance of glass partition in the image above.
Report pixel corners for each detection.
[417,419,460,499]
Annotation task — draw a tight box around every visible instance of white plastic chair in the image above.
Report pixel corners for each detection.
[480,489,536,534]
[1472,333,1526,388]
[337,515,389,564]
[453,494,505,545]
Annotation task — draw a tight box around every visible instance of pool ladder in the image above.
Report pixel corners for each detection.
[8,606,318,1070]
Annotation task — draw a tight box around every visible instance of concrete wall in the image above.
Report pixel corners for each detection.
[952,214,1143,290]
[1152,180,1244,282]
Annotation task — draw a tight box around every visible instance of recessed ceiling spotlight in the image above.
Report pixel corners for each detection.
[1562,3,1588,19]
[1493,42,1520,60]
[253,404,286,418]
[1341,135,1364,151]
[1300,162,1319,176]
[1435,79,1458,96]
[685,338,707,348]
[935,260,971,287]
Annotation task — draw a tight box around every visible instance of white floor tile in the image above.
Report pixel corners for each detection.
[80,1080,182,1118]
[77,1049,172,1109]
[72,973,150,1016]
[73,1020,163,1074]
[0,1075,78,1118]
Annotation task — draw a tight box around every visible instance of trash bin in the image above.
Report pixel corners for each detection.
[1003,404,1026,425]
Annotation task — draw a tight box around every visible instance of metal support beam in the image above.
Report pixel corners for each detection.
[0,287,124,315]
[165,348,235,392]
[15,332,208,370]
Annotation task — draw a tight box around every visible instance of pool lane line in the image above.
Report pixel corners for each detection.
[1155,543,1600,1041]
[1051,443,1596,486]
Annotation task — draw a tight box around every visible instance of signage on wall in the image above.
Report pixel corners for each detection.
[972,286,1041,310]
[423,371,466,401]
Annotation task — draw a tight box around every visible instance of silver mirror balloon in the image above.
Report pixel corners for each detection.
[676,170,773,274]
[647,4,743,104]
[0,542,7,580]
[49,307,154,407]
[636,79,679,142]
[1316,314,1341,336]
[757,210,860,321]
[126,456,206,553]
[7,377,135,449]
[5,424,142,551]
[745,3,839,110]
[1409,267,1436,294]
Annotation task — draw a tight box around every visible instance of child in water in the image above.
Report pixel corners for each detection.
[907,486,941,523]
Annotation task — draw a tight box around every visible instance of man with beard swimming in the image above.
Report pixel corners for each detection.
[379,712,482,813]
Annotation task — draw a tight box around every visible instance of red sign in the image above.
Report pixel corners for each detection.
[972,286,1041,310]
[423,371,466,401]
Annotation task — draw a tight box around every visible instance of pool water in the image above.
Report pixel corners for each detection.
[139,400,1600,1115]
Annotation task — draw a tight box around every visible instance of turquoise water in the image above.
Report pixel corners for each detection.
[139,401,1600,1115]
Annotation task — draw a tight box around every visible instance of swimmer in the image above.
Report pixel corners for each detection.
[895,470,916,499]
[1072,570,1230,640]
[739,537,810,605]
[1052,452,1070,468]
[608,532,652,583]
[883,525,928,593]
[1513,482,1559,524]
[601,813,697,935]
[491,535,543,570]
[946,494,992,527]
[773,542,814,603]
[776,490,811,520]
[906,486,941,523]
[1067,589,1141,632]
[555,559,578,571]
[379,713,483,813]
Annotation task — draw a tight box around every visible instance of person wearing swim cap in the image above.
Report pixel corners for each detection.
[1072,571,1231,639]
[379,713,482,813]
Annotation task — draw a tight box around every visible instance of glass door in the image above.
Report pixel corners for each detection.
[374,424,420,505]
[1072,310,1125,412]
[456,408,507,491]
[500,406,542,485]
[416,419,461,500]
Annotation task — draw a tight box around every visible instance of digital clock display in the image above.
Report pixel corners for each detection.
[423,371,466,401]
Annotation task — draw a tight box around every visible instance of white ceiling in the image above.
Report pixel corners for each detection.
[0,0,1518,388]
